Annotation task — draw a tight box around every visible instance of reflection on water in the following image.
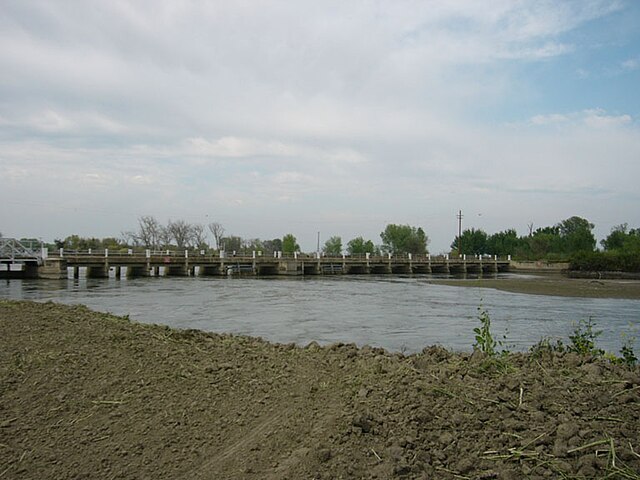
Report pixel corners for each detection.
[2,275,639,353]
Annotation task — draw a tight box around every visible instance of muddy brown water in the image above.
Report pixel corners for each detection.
[1,274,639,353]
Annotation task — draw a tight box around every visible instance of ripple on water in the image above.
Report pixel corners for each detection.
[1,276,638,353]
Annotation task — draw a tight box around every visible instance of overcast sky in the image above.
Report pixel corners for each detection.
[1,1,639,252]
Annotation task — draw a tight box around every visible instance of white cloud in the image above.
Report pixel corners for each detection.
[621,57,639,70]
[583,109,632,128]
[0,0,638,251]
[184,137,299,159]
[530,113,570,125]
[530,109,633,129]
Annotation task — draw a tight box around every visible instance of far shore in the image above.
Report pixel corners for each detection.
[427,275,640,299]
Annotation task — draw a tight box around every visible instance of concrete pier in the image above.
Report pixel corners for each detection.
[37,258,67,280]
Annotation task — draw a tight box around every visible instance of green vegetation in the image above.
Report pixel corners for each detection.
[451,216,598,260]
[528,318,637,367]
[451,228,488,256]
[27,214,640,269]
[346,236,376,255]
[473,307,498,356]
[567,224,640,272]
[471,307,512,373]
[322,236,342,255]
[601,223,640,252]
[55,235,127,251]
[569,250,640,272]
[282,233,300,253]
[473,310,637,369]
[567,318,604,356]
[380,224,428,255]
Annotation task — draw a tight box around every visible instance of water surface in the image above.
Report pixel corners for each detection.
[2,275,638,353]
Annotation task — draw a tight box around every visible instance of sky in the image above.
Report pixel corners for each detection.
[1,1,639,253]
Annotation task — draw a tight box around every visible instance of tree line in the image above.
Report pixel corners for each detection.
[48,217,430,256]
[452,216,640,261]
[43,214,640,270]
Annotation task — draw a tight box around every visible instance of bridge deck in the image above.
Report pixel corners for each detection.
[1,246,511,279]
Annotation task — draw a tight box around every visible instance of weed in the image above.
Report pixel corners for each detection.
[567,318,604,356]
[616,329,638,368]
[472,307,513,375]
[529,337,566,357]
[619,344,638,368]
[473,306,497,356]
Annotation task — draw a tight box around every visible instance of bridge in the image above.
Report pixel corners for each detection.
[0,238,47,277]
[1,242,511,279]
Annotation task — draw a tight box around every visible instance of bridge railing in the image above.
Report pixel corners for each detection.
[46,248,511,262]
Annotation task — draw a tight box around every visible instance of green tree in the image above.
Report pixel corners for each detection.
[486,229,520,256]
[101,237,125,250]
[61,235,101,250]
[527,226,563,258]
[282,234,300,253]
[347,237,376,255]
[451,228,488,256]
[601,224,640,252]
[602,224,629,251]
[322,236,342,255]
[380,224,428,255]
[557,216,596,254]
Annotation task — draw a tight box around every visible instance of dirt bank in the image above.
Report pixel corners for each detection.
[1,300,639,479]
[428,276,640,299]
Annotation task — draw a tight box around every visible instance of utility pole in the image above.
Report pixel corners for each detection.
[457,210,463,256]
[317,231,320,255]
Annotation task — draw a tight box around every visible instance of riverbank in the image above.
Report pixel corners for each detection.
[428,276,640,299]
[1,300,639,479]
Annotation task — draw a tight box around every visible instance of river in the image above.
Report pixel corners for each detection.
[1,274,638,354]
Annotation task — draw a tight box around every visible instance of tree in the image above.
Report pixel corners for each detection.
[208,222,225,250]
[380,224,428,255]
[557,216,596,254]
[347,237,376,255]
[262,238,283,254]
[282,234,300,253]
[165,219,194,248]
[486,229,519,256]
[60,235,101,250]
[191,224,208,249]
[528,226,562,258]
[242,238,264,252]
[101,237,125,250]
[127,215,163,249]
[601,224,640,252]
[450,228,488,256]
[602,224,628,251]
[220,236,242,252]
[323,236,342,255]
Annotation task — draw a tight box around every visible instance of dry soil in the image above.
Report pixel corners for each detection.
[1,300,639,479]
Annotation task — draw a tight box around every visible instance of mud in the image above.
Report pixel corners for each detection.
[429,277,640,299]
[1,300,639,479]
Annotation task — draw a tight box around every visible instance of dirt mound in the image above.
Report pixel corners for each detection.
[1,300,639,479]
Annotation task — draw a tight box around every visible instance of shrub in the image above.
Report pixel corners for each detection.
[570,251,640,272]
[567,318,604,356]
